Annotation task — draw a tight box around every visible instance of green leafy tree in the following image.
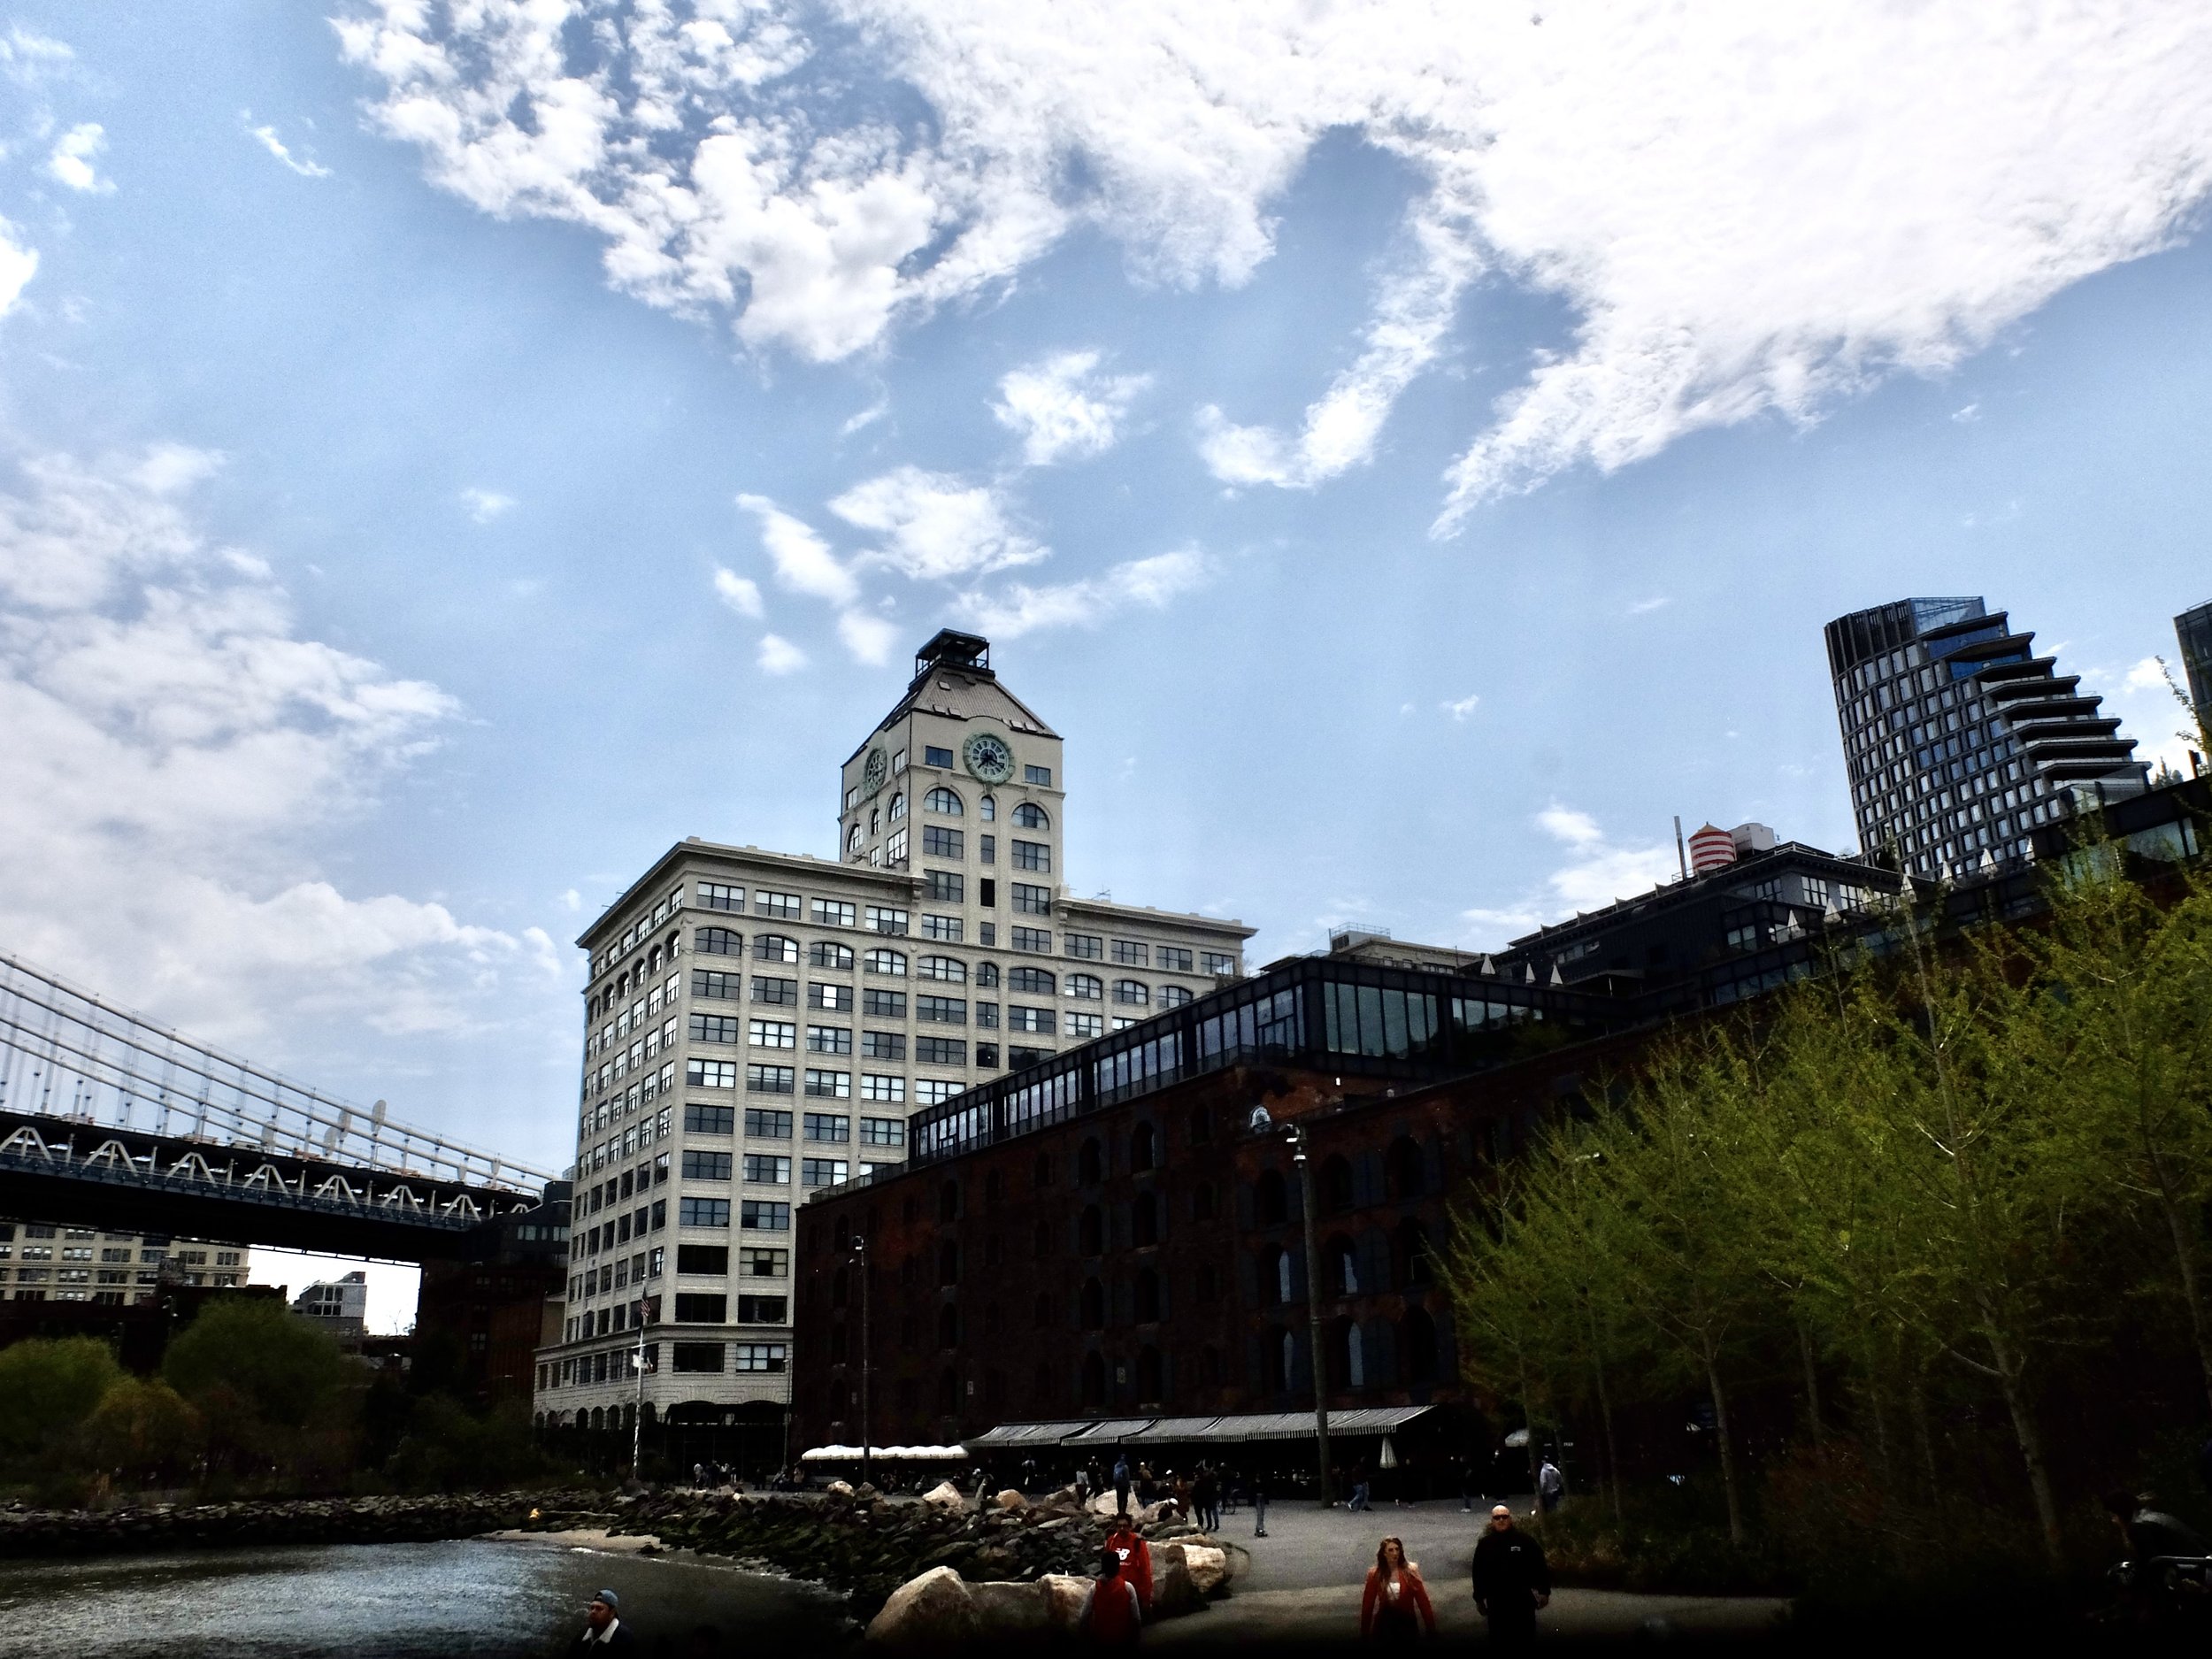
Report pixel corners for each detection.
[79,1377,202,1480]
[0,1337,126,1462]
[162,1297,349,1429]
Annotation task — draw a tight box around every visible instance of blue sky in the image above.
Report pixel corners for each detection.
[4,2,2212,1199]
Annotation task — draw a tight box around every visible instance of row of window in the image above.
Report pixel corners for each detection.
[547,1341,787,1387]
[680,1103,905,1146]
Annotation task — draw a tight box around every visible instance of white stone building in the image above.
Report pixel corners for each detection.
[535,632,1252,1429]
[0,1220,246,1302]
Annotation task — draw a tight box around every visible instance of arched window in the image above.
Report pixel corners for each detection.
[1193,1181,1216,1221]
[1387,1136,1425,1201]
[888,791,907,820]
[1132,1192,1158,1247]
[1264,1326,1294,1393]
[1078,1138,1102,1187]
[697,926,741,956]
[1079,1204,1105,1256]
[976,962,1001,988]
[938,1303,960,1348]
[1013,803,1048,829]
[939,1180,960,1223]
[1327,1233,1359,1295]
[1277,1247,1294,1305]
[1394,1218,1432,1287]
[1260,1245,1288,1307]
[924,787,964,815]
[918,955,968,982]
[1256,1170,1287,1225]
[1402,1308,1439,1381]
[1158,985,1193,1008]
[1130,1122,1156,1171]
[1136,1344,1163,1402]
[755,933,800,964]
[938,1238,960,1283]
[1080,1350,1105,1406]
[864,948,907,976]
[1320,1156,1354,1214]
[1033,1151,1053,1189]
[939,1367,960,1415]
[1067,972,1104,1000]
[810,941,856,971]
[980,794,997,822]
[1112,979,1149,1006]
[1134,1267,1161,1323]
[870,808,880,833]
[648,945,663,972]
[1033,1290,1053,1327]
[1010,965,1056,995]
[847,824,864,854]
[1338,1318,1366,1388]
[1080,1277,1106,1330]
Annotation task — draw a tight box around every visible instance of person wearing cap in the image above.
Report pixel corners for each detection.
[1471,1504,1550,1652]
[573,1588,637,1650]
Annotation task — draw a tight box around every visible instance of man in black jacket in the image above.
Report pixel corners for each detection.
[572,1589,637,1651]
[1471,1505,1550,1651]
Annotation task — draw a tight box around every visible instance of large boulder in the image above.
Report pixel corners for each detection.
[826,1480,855,1498]
[1178,1542,1230,1594]
[866,1566,979,1646]
[921,1480,967,1510]
[1086,1491,1128,1518]
[969,1579,1053,1637]
[994,1489,1026,1512]
[1151,1545,1200,1617]
[1039,1573,1094,1633]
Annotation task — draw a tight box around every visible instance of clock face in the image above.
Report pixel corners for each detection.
[860,747,888,799]
[963,731,1016,783]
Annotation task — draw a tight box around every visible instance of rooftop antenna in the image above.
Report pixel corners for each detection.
[1673,816,1689,881]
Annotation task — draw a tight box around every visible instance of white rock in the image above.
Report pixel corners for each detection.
[1152,1545,1199,1616]
[995,1488,1026,1512]
[1179,1543,1229,1594]
[921,1479,967,1510]
[865,1566,979,1646]
[969,1579,1052,1637]
[1039,1573,1094,1632]
[826,1480,855,1498]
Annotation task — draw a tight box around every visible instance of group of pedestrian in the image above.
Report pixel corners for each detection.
[687,1460,741,1491]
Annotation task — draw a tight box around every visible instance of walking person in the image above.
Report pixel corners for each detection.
[1253,1474,1269,1540]
[1194,1466,1219,1532]
[1360,1536,1437,1647]
[1078,1544,1145,1647]
[1105,1512,1156,1614]
[1471,1504,1551,1653]
[572,1589,638,1651]
[1348,1461,1373,1513]
[1537,1455,1565,1517]
[1113,1454,1133,1517]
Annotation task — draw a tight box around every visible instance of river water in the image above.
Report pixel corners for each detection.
[0,1537,856,1657]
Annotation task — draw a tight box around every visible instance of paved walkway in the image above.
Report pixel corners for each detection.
[1148,1500,1794,1647]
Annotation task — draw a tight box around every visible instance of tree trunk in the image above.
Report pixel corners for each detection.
[1594,1353,1624,1531]
[2148,1138,2212,1416]
[1909,1375,1941,1521]
[1797,1320,1824,1449]
[1985,1322,2064,1571]
[1705,1350,1745,1548]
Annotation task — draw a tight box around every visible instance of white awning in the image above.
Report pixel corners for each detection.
[798,1443,968,1462]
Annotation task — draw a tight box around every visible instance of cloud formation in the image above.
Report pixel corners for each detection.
[960,548,1206,639]
[712,567,764,618]
[829,466,1045,581]
[0,444,557,1052]
[757,633,807,674]
[245,116,334,178]
[45,121,111,193]
[459,487,515,523]
[994,350,1149,466]
[1462,804,1679,942]
[0,218,35,317]
[338,2,2212,525]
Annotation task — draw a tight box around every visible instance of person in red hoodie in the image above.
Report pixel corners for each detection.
[1360,1536,1436,1646]
[1105,1514,1156,1613]
[1079,1545,1144,1646]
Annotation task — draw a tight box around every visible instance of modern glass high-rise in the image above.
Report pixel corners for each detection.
[2177,600,2212,724]
[1824,597,2146,877]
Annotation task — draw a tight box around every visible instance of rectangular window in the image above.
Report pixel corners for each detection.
[801,1157,849,1187]
[806,1024,852,1054]
[865,905,909,935]
[916,995,967,1025]
[751,975,798,1005]
[1064,1011,1103,1040]
[1111,940,1148,966]
[674,1293,726,1323]
[803,1068,852,1099]
[974,1001,1000,1028]
[687,1059,738,1090]
[672,1342,726,1373]
[691,970,741,999]
[861,1073,906,1103]
[1012,840,1050,872]
[679,1198,731,1229]
[922,826,964,858]
[979,834,996,867]
[1009,1005,1053,1033]
[861,1030,907,1060]
[1158,947,1194,972]
[740,1201,791,1232]
[736,1294,788,1324]
[734,1342,787,1372]
[740,1247,789,1278]
[924,870,964,902]
[681,1150,733,1180]
[1009,1045,1052,1067]
[803,1111,851,1142]
[859,1116,906,1148]
[745,1064,795,1094]
[809,982,855,1010]
[1025,764,1051,786]
[1012,882,1051,915]
[862,989,907,1018]
[698,881,743,912]
[741,1154,791,1183]
[917,1036,968,1065]
[748,1019,796,1048]
[677,1244,728,1274]
[1202,952,1238,975]
[885,827,909,864]
[688,1013,741,1044]
[1065,933,1103,960]
[742,1108,792,1139]
[910,1079,957,1108]
[755,890,802,919]
[921,914,964,941]
[925,745,954,768]
[810,898,857,927]
[1012,926,1051,953]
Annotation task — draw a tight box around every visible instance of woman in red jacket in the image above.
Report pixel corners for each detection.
[1359,1535,1436,1645]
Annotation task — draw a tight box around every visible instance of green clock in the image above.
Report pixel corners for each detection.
[963,731,1015,784]
[859,747,888,799]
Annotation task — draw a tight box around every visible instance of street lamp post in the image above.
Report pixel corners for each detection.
[850,1237,872,1492]
[1286,1122,1333,1506]
[631,1292,657,1478]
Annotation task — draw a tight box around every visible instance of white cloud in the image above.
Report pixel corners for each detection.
[339,4,2212,523]
[0,26,73,83]
[713,566,764,618]
[757,633,807,674]
[829,465,1045,581]
[1627,595,1671,615]
[1440,693,1480,721]
[0,219,38,316]
[840,394,891,438]
[736,492,858,605]
[960,548,1205,639]
[837,609,900,665]
[459,487,516,523]
[0,443,559,1051]
[1463,804,1678,945]
[244,116,334,178]
[993,350,1150,466]
[2108,653,2198,779]
[45,121,111,193]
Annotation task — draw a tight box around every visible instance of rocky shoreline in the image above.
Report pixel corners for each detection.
[0,1491,593,1559]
